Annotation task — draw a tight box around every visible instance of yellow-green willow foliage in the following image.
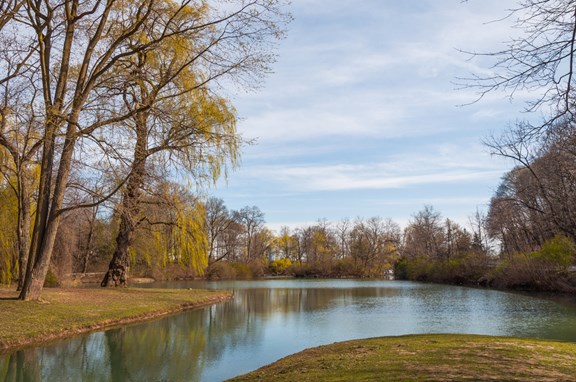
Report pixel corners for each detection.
[172,201,208,274]
[150,31,241,186]
[105,0,241,187]
[126,188,208,276]
[0,183,17,284]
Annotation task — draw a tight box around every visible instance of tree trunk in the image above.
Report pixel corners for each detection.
[82,206,98,274]
[19,111,61,300]
[100,171,145,287]
[18,187,66,300]
[19,112,78,300]
[101,209,135,287]
[18,200,64,300]
[101,112,148,287]
[16,172,31,291]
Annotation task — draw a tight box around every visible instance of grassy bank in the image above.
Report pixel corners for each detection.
[0,287,232,352]
[229,334,576,382]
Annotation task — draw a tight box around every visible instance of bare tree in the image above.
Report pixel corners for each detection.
[468,208,492,255]
[334,218,351,260]
[233,206,266,262]
[403,205,445,259]
[13,0,189,300]
[204,197,234,263]
[460,1,576,260]
[462,0,576,129]
[349,217,400,275]
[486,121,576,255]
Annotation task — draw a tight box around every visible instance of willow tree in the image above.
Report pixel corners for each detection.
[0,91,41,289]
[100,79,237,286]
[0,179,18,284]
[0,62,47,289]
[0,26,43,289]
[0,68,42,289]
[99,0,289,286]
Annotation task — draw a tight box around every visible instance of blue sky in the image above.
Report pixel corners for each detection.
[213,0,533,232]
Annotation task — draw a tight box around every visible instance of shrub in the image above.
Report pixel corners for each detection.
[247,260,267,279]
[269,258,292,275]
[333,257,362,278]
[206,262,237,280]
[488,251,561,291]
[532,235,574,269]
[394,258,409,279]
[231,262,253,279]
[288,262,321,278]
[403,256,433,281]
[395,253,491,285]
[43,268,60,288]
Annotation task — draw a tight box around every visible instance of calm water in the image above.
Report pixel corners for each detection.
[2,280,576,381]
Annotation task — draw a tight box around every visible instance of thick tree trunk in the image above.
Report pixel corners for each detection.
[101,113,148,287]
[19,265,48,301]
[18,202,64,300]
[19,113,78,300]
[18,189,66,300]
[101,210,134,287]
[19,137,58,300]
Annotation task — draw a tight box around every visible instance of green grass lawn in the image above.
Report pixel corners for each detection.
[0,287,231,351]
[228,334,576,382]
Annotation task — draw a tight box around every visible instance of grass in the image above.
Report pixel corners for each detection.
[228,334,576,382]
[0,286,231,352]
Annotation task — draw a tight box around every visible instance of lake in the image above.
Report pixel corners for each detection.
[2,279,576,381]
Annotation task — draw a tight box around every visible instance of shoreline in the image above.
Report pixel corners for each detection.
[0,287,232,353]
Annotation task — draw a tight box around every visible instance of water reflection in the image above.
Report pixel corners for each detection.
[2,280,576,381]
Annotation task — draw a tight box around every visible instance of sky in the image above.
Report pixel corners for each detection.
[213,0,534,233]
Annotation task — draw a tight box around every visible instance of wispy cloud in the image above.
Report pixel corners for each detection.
[235,0,528,145]
[238,143,507,192]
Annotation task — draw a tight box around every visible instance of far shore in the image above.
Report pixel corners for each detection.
[0,287,232,353]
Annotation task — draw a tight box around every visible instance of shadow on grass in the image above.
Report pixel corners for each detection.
[0,289,20,300]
